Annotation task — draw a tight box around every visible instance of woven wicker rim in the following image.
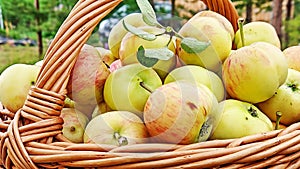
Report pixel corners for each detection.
[1,0,300,168]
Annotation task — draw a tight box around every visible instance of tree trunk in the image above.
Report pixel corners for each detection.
[171,0,176,16]
[284,0,293,47]
[271,0,283,46]
[35,0,43,59]
[246,1,252,23]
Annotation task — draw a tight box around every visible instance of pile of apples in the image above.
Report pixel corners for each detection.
[1,0,300,147]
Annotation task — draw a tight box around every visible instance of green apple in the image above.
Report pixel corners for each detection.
[143,81,220,144]
[66,44,110,117]
[234,21,281,49]
[119,26,177,79]
[164,65,225,102]
[176,12,233,72]
[210,99,273,139]
[0,64,40,113]
[283,45,300,72]
[222,42,288,103]
[103,63,162,118]
[108,13,148,59]
[60,108,89,143]
[84,111,149,146]
[257,69,300,126]
[95,46,117,65]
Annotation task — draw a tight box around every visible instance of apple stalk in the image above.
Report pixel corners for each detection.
[275,111,282,130]
[238,18,245,47]
[114,132,128,146]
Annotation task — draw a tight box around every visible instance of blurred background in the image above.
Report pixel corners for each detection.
[0,0,299,74]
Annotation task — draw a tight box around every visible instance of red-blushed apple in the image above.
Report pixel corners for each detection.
[143,81,219,144]
[0,64,40,113]
[108,13,148,59]
[95,46,117,65]
[109,59,122,72]
[164,65,225,102]
[234,21,281,49]
[257,68,300,126]
[222,42,288,104]
[176,11,233,73]
[210,99,273,140]
[283,45,300,72]
[60,108,89,143]
[103,63,162,118]
[119,26,177,79]
[66,44,110,118]
[84,111,149,146]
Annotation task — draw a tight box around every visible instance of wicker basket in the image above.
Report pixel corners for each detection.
[1,0,300,168]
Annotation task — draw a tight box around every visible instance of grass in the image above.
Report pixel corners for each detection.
[0,45,42,74]
[0,33,103,74]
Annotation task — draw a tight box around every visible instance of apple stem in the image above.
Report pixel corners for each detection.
[238,18,245,47]
[275,111,282,130]
[114,132,128,146]
[140,81,154,93]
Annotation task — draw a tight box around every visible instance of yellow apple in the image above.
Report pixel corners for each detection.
[222,42,288,103]
[283,45,300,72]
[176,14,233,72]
[257,69,300,126]
[0,64,40,113]
[84,111,149,146]
[60,108,89,143]
[234,21,281,49]
[108,13,148,58]
[144,81,220,144]
[95,46,117,65]
[119,26,177,79]
[210,99,273,139]
[164,65,225,102]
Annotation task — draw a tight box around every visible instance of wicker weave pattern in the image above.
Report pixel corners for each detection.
[0,0,300,168]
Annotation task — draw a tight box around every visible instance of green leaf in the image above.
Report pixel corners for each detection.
[122,20,156,41]
[144,47,174,60]
[137,46,158,67]
[136,0,158,26]
[181,37,210,54]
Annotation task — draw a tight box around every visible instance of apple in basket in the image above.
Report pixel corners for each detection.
[222,42,288,104]
[234,21,281,49]
[119,25,177,79]
[164,65,225,102]
[210,99,273,139]
[257,68,300,126]
[95,46,117,66]
[108,13,148,59]
[109,59,122,72]
[60,108,89,143]
[0,63,40,113]
[283,45,300,72]
[84,111,149,146]
[103,63,162,118]
[66,44,111,118]
[143,81,220,144]
[176,10,234,72]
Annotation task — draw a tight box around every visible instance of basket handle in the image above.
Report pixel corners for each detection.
[202,0,239,32]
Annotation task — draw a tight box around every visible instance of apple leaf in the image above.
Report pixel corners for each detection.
[136,0,159,26]
[181,37,210,54]
[144,47,174,60]
[137,46,158,67]
[122,20,156,41]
